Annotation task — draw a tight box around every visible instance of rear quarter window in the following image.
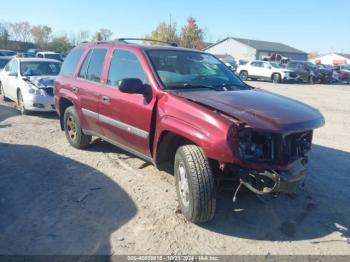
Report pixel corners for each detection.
[60,48,85,77]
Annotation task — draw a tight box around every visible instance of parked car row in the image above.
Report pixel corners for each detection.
[235,59,349,84]
[0,48,65,62]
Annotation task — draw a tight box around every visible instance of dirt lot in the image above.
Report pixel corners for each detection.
[0,81,349,255]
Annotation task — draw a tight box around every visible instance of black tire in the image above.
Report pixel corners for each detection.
[0,82,10,101]
[309,75,320,84]
[239,71,248,81]
[174,145,216,223]
[17,90,29,115]
[63,106,91,149]
[272,73,281,83]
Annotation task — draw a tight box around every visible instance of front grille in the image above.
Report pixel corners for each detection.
[284,131,313,163]
[44,87,54,96]
[234,128,313,165]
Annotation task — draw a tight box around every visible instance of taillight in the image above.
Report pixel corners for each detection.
[341,71,349,77]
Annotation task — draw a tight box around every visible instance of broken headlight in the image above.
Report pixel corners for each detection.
[237,129,276,162]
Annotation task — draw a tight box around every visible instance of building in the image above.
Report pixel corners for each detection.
[310,53,350,65]
[204,37,308,62]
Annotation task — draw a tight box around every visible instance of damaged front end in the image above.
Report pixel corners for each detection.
[226,125,313,199]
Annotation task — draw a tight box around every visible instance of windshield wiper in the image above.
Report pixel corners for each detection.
[217,82,248,90]
[167,83,220,90]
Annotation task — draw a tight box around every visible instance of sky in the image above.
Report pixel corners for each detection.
[1,0,350,53]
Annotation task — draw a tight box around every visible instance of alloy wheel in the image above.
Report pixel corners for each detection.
[177,161,190,207]
[18,92,25,114]
[67,115,77,141]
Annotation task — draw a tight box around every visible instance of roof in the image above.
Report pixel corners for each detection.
[204,37,307,54]
[14,57,62,63]
[335,53,350,59]
[37,51,59,54]
[77,41,203,53]
[214,54,235,59]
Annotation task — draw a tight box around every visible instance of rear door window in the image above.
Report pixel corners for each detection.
[60,48,85,77]
[85,48,107,83]
[251,61,262,67]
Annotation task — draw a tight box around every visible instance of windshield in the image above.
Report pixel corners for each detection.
[270,63,283,68]
[342,65,350,70]
[20,61,61,76]
[0,58,10,69]
[147,50,248,90]
[45,54,62,60]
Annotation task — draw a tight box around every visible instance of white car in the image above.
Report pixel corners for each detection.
[0,58,61,114]
[237,60,298,83]
[36,51,63,62]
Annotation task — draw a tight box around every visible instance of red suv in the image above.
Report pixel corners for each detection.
[54,40,324,223]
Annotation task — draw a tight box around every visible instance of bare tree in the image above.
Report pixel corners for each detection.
[10,21,31,42]
[77,30,90,43]
[0,22,11,49]
[92,28,113,41]
[48,35,73,53]
[31,25,52,48]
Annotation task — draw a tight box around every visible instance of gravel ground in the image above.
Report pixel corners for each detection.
[0,81,349,255]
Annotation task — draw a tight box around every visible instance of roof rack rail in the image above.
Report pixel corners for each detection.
[117,38,178,47]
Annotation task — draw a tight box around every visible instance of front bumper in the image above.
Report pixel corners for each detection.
[23,94,55,112]
[233,158,308,195]
[274,159,307,193]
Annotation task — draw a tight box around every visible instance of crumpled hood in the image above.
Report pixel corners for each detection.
[24,76,55,88]
[175,89,325,132]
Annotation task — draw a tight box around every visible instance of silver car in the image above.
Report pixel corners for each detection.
[0,58,61,114]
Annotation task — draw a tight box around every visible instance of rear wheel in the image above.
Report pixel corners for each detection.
[0,82,10,101]
[239,71,248,81]
[64,106,91,149]
[174,145,216,223]
[17,90,29,115]
[272,73,281,83]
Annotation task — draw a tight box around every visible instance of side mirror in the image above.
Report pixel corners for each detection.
[268,66,272,69]
[9,72,18,77]
[119,78,148,95]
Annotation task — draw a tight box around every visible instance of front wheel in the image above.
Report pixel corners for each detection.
[64,106,91,149]
[174,145,216,223]
[239,71,248,81]
[17,90,29,115]
[272,73,281,83]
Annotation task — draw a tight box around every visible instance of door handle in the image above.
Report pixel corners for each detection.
[72,86,79,93]
[102,95,110,103]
